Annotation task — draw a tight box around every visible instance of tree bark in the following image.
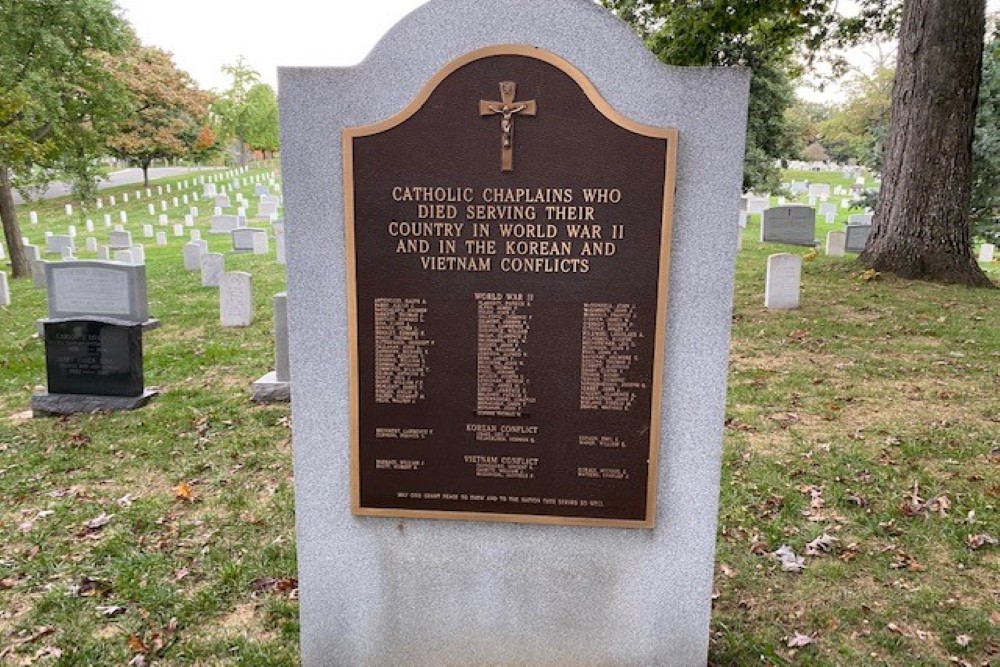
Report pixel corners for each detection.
[142,160,151,188]
[860,0,994,287]
[0,166,30,279]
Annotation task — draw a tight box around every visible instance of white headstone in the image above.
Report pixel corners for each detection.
[825,230,846,257]
[0,271,9,307]
[825,211,835,224]
[85,237,98,252]
[29,211,39,224]
[765,253,802,309]
[109,230,133,249]
[67,225,77,237]
[143,224,155,238]
[122,193,129,203]
[60,246,75,260]
[130,245,145,264]
[173,224,184,237]
[275,232,286,265]
[979,243,996,263]
[31,260,47,289]
[807,183,830,198]
[104,214,112,227]
[220,271,253,326]
[108,195,116,206]
[85,219,94,232]
[158,214,169,225]
[24,244,41,263]
[114,249,133,264]
[189,229,202,241]
[147,203,156,216]
[156,232,168,246]
[200,252,224,287]
[183,241,207,271]
[65,204,73,216]
[44,260,148,321]
[190,206,199,217]
[47,235,74,256]
[252,231,269,254]
[97,246,110,261]
[184,214,194,227]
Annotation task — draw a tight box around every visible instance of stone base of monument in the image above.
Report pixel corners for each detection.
[31,389,158,416]
[251,371,290,403]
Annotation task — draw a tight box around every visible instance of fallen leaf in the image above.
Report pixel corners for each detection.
[955,634,972,647]
[128,635,149,654]
[966,533,998,550]
[787,632,814,648]
[887,622,908,637]
[249,576,299,595]
[773,545,806,573]
[173,481,195,502]
[117,494,134,508]
[75,576,113,598]
[805,533,839,556]
[97,605,126,617]
[83,513,113,530]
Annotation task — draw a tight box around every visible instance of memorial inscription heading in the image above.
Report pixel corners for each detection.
[344,45,678,527]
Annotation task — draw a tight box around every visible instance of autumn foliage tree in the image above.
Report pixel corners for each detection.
[105,46,212,186]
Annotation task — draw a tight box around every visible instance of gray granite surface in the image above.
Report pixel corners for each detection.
[279,1,749,664]
[31,389,157,416]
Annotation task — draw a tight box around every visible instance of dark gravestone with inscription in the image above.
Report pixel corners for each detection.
[347,48,675,526]
[31,261,157,416]
[44,320,143,396]
[281,1,749,664]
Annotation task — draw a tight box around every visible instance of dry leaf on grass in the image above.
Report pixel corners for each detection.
[173,481,195,502]
[83,513,113,530]
[787,632,814,648]
[805,533,839,556]
[773,545,806,573]
[955,634,972,647]
[966,533,997,550]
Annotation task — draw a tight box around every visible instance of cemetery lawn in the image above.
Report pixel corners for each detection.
[0,166,997,665]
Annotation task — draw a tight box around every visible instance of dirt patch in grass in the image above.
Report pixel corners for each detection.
[211,602,276,643]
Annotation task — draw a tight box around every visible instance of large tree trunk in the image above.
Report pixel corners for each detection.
[142,160,151,188]
[860,0,994,287]
[0,166,30,279]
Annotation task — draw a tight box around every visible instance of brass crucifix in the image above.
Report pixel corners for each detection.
[479,81,536,172]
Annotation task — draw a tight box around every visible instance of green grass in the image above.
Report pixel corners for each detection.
[1,166,998,665]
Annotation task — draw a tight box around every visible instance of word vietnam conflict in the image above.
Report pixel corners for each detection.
[386,185,627,274]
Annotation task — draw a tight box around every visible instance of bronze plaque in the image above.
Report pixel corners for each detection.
[344,45,677,528]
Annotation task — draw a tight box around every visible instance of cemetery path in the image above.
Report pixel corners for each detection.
[11,167,219,205]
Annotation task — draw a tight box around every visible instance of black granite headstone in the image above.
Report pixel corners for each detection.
[43,320,144,397]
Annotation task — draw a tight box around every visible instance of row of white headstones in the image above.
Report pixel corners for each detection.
[3,166,283,328]
[763,235,997,311]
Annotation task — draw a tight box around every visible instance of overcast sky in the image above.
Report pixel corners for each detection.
[114,0,995,105]
[115,0,429,92]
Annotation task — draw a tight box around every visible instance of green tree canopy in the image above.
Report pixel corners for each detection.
[239,83,279,157]
[818,67,894,170]
[0,0,133,277]
[972,28,1000,242]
